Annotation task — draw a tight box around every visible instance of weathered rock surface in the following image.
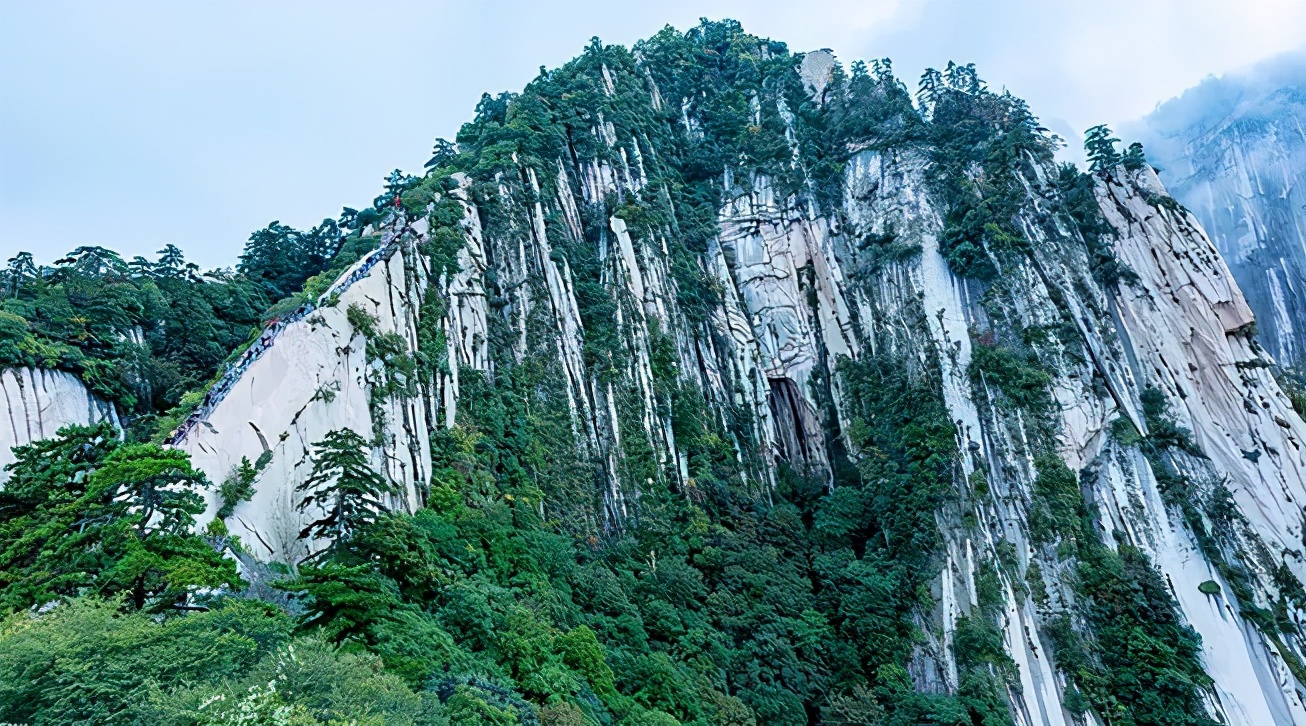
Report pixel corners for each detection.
[160,53,1306,726]
[1129,58,1306,367]
[1081,167,1306,724]
[0,367,119,483]
[177,229,435,562]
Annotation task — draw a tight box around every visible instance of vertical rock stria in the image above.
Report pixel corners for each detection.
[0,367,120,484]
[176,226,437,562]
[1130,58,1306,367]
[136,34,1306,725]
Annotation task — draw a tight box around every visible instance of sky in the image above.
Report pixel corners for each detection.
[2,0,1304,270]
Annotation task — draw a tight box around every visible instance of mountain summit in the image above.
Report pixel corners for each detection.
[3,20,1306,726]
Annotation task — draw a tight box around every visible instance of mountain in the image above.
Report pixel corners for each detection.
[1126,52,1306,368]
[4,21,1306,726]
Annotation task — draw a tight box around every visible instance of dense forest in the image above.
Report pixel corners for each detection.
[2,19,1299,726]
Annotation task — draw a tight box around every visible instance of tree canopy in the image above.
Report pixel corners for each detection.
[0,18,1233,726]
[0,423,239,613]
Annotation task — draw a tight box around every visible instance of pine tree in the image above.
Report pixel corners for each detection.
[942,61,982,93]
[300,219,342,279]
[238,220,338,300]
[2,252,36,297]
[217,456,258,520]
[296,429,395,559]
[57,246,128,277]
[1122,141,1147,171]
[374,169,418,210]
[958,62,983,94]
[917,68,943,116]
[238,221,302,299]
[872,58,895,86]
[88,443,211,535]
[943,60,959,89]
[424,138,458,169]
[1083,124,1122,173]
[155,244,186,276]
[0,424,239,611]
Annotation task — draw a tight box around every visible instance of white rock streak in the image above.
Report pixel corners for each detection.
[177,231,434,562]
[143,127,1306,726]
[0,367,119,484]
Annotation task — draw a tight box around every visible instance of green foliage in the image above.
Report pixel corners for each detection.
[1122,141,1148,171]
[952,615,1016,726]
[924,68,1058,280]
[369,330,418,400]
[834,353,1019,725]
[1144,192,1186,213]
[0,596,441,725]
[0,17,1235,726]
[347,302,418,442]
[1276,367,1306,418]
[1024,389,1225,724]
[968,342,1053,413]
[414,180,468,281]
[245,342,986,726]
[823,684,886,725]
[1083,124,1121,173]
[1060,545,1219,726]
[218,456,258,520]
[238,220,341,301]
[0,423,240,613]
[855,227,923,271]
[1139,386,1200,455]
[441,681,536,725]
[1055,163,1137,286]
[1109,416,1144,447]
[347,302,379,338]
[0,246,268,436]
[295,429,397,561]
[1129,386,1300,656]
[275,560,465,688]
[1028,456,1084,545]
[0,204,397,441]
[0,597,290,724]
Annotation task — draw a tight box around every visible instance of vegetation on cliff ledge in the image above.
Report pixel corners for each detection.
[0,17,1254,726]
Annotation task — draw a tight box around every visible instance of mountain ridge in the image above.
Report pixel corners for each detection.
[3,20,1306,726]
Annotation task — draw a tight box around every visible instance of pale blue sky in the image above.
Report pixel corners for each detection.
[3,0,1303,269]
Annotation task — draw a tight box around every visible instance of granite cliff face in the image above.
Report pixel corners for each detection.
[0,367,119,483]
[1128,54,1306,368]
[173,224,437,562]
[844,150,1306,724]
[130,39,1306,726]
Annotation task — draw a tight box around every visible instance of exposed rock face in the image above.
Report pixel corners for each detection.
[1064,166,1306,724]
[176,227,436,562]
[841,152,1306,724]
[168,47,1306,726]
[0,367,119,483]
[1129,56,1306,367]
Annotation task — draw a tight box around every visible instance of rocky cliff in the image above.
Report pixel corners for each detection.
[173,223,437,562]
[165,31,1306,726]
[0,367,119,483]
[1128,54,1306,368]
[843,148,1306,724]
